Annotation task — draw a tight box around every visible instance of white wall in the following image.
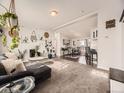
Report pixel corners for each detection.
[55,32,61,57]
[18,27,55,59]
[1,26,55,59]
[98,0,124,70]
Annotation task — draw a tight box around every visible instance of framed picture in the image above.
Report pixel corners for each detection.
[106,19,116,29]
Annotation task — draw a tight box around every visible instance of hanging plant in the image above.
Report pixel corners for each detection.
[10,36,20,49]
[0,12,18,28]
[0,15,6,27]
[0,0,20,50]
[9,25,19,37]
[1,34,7,46]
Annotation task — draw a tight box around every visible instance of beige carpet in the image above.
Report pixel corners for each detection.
[31,59,109,93]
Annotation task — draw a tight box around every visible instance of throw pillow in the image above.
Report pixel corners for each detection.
[1,59,16,74]
[16,62,27,73]
[5,52,17,60]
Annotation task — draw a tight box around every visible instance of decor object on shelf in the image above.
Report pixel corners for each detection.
[35,45,41,57]
[40,36,43,40]
[29,46,41,58]
[30,31,37,42]
[30,49,35,58]
[44,32,49,38]
[18,49,27,60]
[22,36,29,43]
[106,19,116,29]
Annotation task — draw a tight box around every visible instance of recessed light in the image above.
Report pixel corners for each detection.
[50,10,58,16]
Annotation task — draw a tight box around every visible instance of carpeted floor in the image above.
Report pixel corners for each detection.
[30,59,109,93]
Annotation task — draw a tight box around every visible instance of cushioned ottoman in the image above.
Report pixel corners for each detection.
[26,65,51,84]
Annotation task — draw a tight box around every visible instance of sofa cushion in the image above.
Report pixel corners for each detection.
[26,65,51,83]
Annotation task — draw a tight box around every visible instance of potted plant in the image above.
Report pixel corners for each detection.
[45,40,53,59]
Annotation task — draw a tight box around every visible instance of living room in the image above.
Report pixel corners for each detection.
[0,0,124,93]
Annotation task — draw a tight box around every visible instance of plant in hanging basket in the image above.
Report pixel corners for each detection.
[9,25,19,37]
[0,15,6,27]
[1,34,7,46]
[0,12,18,28]
[0,1,20,50]
[10,36,20,49]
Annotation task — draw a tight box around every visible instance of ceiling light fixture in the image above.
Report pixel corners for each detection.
[50,10,58,16]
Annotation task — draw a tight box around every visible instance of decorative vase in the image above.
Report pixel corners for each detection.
[48,54,52,59]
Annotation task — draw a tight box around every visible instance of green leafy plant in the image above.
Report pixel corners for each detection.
[2,34,7,46]
[10,37,20,49]
[0,15,6,27]
[0,3,20,50]
[0,12,18,27]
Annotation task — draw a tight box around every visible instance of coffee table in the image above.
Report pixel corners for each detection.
[0,76,35,93]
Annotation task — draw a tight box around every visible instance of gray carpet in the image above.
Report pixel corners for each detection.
[31,59,109,93]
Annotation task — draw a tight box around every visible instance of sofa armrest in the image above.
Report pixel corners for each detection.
[11,71,33,79]
[0,71,33,86]
[0,75,10,86]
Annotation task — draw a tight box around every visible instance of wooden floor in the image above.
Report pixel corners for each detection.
[61,55,98,68]
[30,58,109,93]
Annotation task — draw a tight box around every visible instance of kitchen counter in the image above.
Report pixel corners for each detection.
[110,68,124,83]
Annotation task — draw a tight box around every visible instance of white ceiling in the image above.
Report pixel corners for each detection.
[0,0,107,31]
[60,15,97,39]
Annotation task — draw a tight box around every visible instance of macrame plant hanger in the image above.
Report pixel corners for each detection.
[9,0,18,29]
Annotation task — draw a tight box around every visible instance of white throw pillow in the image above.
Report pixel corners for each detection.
[16,60,26,72]
[1,59,26,74]
[5,52,17,60]
[1,59,16,74]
